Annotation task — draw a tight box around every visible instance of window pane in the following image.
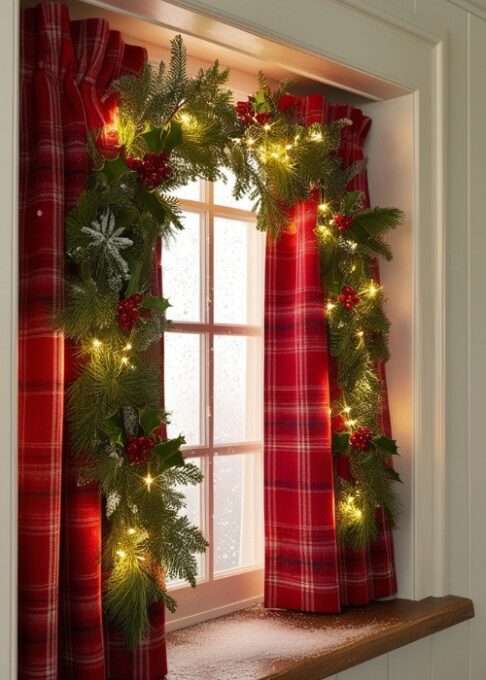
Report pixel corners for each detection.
[162,211,202,323]
[167,456,205,586]
[214,217,264,325]
[164,332,203,446]
[214,452,263,574]
[214,169,253,211]
[168,178,201,201]
[213,335,262,444]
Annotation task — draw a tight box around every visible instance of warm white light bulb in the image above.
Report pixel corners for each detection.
[127,528,136,536]
[92,339,101,349]
[144,473,154,490]
[116,549,126,559]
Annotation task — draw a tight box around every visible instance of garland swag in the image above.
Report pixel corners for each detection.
[62,36,403,648]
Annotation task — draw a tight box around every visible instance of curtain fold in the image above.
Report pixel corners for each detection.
[19,4,167,679]
[264,94,397,612]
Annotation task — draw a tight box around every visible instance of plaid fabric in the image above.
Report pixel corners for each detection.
[264,95,397,613]
[19,4,167,679]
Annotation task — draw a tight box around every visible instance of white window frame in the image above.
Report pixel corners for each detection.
[164,180,265,631]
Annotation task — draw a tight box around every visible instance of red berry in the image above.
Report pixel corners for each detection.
[333,214,354,232]
[349,427,373,453]
[131,293,143,305]
[255,111,272,126]
[337,285,360,310]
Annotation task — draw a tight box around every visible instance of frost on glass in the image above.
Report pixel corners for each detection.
[214,452,263,574]
[214,169,253,211]
[168,178,201,201]
[213,335,262,444]
[164,332,203,446]
[214,217,264,325]
[168,457,205,586]
[162,211,202,322]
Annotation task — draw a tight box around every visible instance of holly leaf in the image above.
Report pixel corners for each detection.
[163,121,183,153]
[140,405,164,436]
[332,432,349,454]
[138,189,166,224]
[105,412,125,446]
[99,156,130,183]
[343,190,362,214]
[142,125,164,153]
[253,89,271,112]
[385,466,403,483]
[372,436,399,454]
[142,295,171,313]
[153,436,186,470]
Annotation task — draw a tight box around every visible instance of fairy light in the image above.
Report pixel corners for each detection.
[318,202,330,213]
[180,112,194,127]
[326,301,336,313]
[311,130,323,142]
[127,528,136,536]
[343,406,351,414]
[246,137,255,146]
[263,123,272,131]
[116,549,126,559]
[367,283,379,297]
[136,555,145,562]
[124,343,132,351]
[92,338,102,349]
[144,473,154,490]
[121,356,129,365]
[346,419,357,428]
[317,225,331,238]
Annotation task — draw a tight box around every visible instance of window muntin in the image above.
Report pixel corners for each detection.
[163,178,264,603]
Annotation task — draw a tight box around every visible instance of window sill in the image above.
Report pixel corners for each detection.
[166,595,474,679]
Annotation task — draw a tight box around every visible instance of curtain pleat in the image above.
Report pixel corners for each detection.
[264,94,397,613]
[19,4,167,679]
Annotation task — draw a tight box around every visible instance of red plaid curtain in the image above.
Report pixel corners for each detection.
[264,95,397,612]
[19,4,167,679]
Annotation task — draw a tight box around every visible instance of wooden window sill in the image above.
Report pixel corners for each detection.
[166,595,474,679]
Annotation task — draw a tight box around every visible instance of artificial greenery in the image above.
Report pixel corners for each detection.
[61,35,404,649]
[61,36,240,649]
[231,81,404,550]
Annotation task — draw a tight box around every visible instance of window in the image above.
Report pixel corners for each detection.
[162,172,265,629]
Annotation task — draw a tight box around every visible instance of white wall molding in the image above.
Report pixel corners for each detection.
[0,1,17,679]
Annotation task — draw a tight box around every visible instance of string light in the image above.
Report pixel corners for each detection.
[367,283,379,297]
[127,528,136,536]
[343,406,351,414]
[317,225,331,238]
[124,343,132,351]
[121,356,129,365]
[346,418,357,428]
[92,338,101,349]
[116,549,126,559]
[311,130,323,142]
[263,123,272,131]
[144,473,154,490]
[180,112,195,127]
[246,137,255,146]
[318,202,330,213]
[326,301,336,313]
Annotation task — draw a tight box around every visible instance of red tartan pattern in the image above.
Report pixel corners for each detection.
[19,4,167,679]
[264,95,397,613]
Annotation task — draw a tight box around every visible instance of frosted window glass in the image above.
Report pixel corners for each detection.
[214,452,263,574]
[213,335,262,444]
[164,332,203,446]
[214,169,254,211]
[162,212,202,322]
[168,179,201,201]
[214,218,264,325]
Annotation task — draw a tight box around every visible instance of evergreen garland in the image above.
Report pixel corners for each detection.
[61,37,404,649]
[231,80,404,550]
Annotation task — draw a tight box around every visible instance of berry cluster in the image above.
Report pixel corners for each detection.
[349,427,373,453]
[236,99,272,126]
[125,435,155,464]
[118,293,143,333]
[333,214,353,232]
[126,152,172,189]
[277,95,298,113]
[338,285,360,310]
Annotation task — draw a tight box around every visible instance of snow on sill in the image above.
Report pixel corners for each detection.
[165,596,473,680]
